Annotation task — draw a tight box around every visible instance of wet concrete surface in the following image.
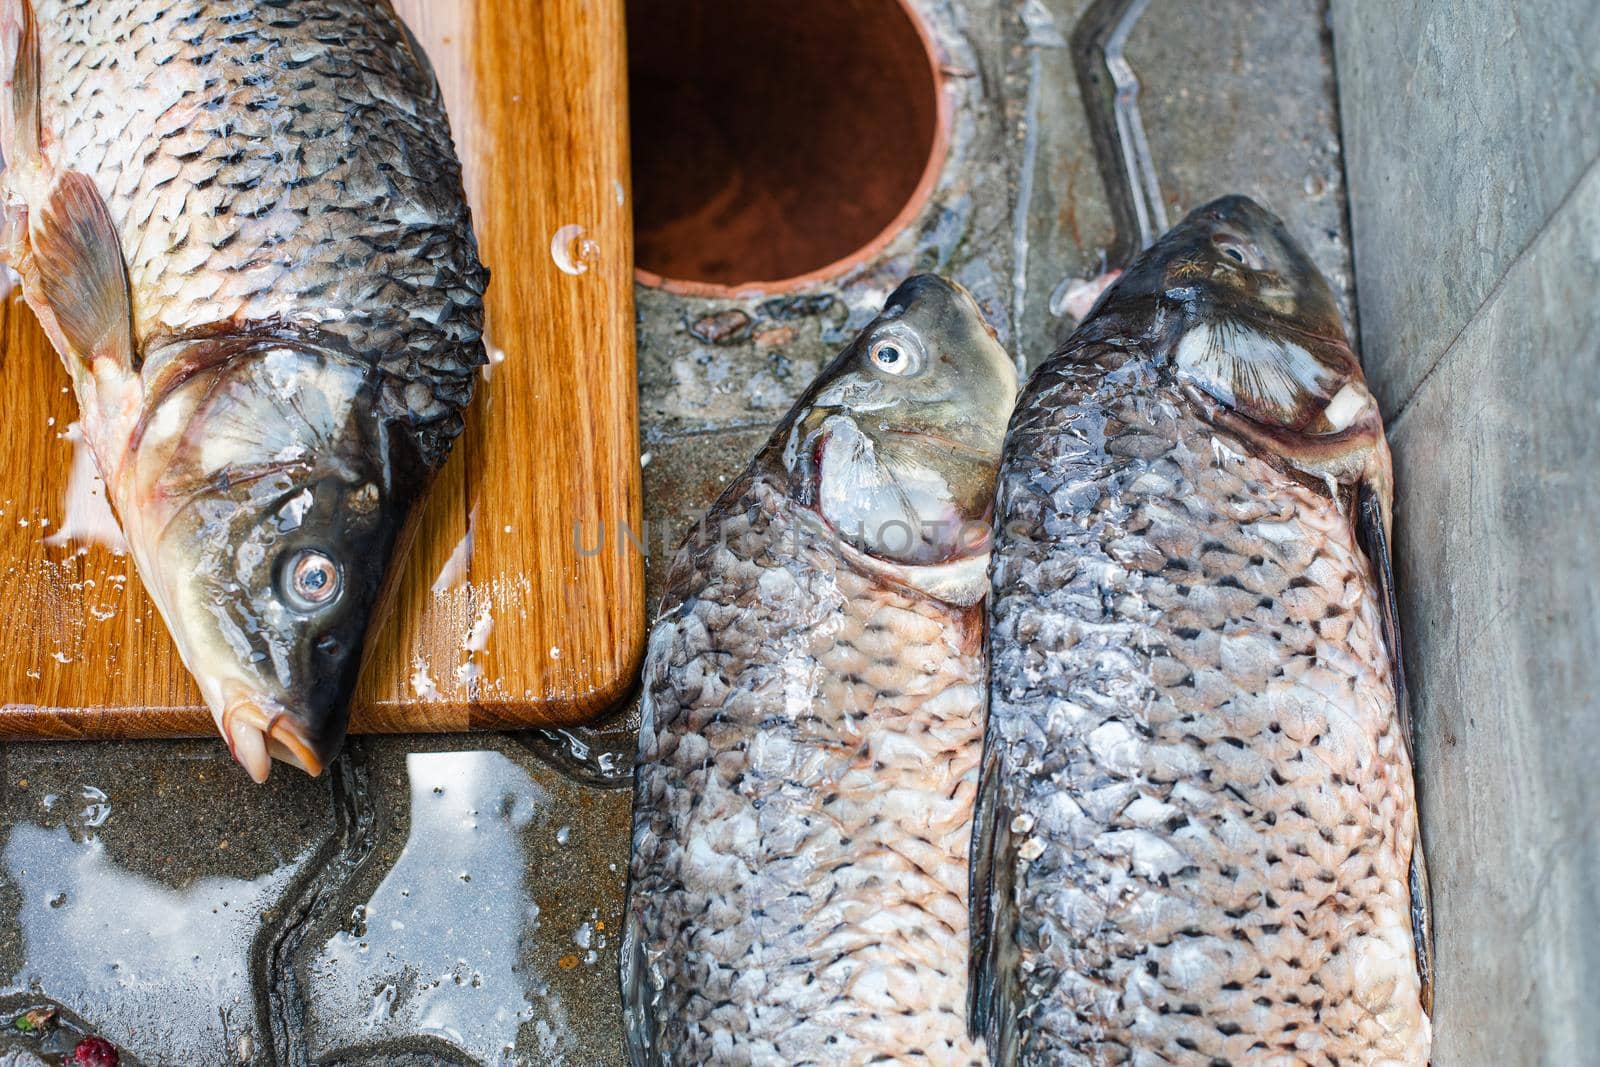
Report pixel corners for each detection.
[1,1,1353,1063]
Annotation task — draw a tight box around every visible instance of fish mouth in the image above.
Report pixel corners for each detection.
[884,427,997,464]
[222,697,327,783]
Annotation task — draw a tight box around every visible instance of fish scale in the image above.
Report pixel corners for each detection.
[36,0,485,463]
[1,0,486,779]
[983,353,1425,1064]
[626,477,989,1067]
[624,274,1017,1066]
[973,197,1429,1065]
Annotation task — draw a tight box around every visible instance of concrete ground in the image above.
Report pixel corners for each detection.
[0,2,1353,1063]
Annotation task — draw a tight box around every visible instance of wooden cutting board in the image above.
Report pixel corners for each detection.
[0,0,644,740]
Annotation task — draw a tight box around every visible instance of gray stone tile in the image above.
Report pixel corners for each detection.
[1008,0,1117,365]
[1133,0,1355,324]
[1333,0,1600,414]
[1388,159,1600,1065]
[1018,0,1354,365]
[0,741,336,1065]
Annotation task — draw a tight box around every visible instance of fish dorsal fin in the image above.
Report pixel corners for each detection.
[28,170,137,372]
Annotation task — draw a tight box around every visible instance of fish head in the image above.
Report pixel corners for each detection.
[128,341,420,782]
[778,274,1018,566]
[1097,195,1376,441]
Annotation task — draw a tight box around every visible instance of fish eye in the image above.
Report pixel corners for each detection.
[1213,232,1264,270]
[869,333,922,376]
[281,548,342,612]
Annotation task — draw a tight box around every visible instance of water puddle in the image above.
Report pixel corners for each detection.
[2,820,309,1061]
[303,751,577,1064]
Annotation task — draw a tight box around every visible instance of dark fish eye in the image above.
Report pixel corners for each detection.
[1212,232,1264,270]
[870,335,920,376]
[282,548,342,612]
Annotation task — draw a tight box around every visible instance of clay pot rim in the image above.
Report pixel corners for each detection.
[633,0,951,301]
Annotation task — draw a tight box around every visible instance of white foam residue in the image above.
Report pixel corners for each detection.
[422,573,531,703]
[432,507,478,594]
[463,602,494,654]
[410,660,444,701]
[43,423,127,554]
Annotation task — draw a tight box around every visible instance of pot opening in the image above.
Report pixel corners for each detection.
[627,0,947,296]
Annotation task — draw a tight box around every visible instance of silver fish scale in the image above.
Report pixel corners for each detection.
[625,475,988,1067]
[981,348,1428,1065]
[36,0,486,465]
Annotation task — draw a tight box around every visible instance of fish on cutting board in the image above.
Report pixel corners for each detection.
[622,275,1018,1066]
[0,0,487,781]
[972,196,1432,1064]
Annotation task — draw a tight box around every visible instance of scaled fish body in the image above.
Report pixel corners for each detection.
[623,276,1018,1066]
[0,0,486,780]
[972,197,1432,1064]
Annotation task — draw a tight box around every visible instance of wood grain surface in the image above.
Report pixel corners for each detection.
[0,0,644,740]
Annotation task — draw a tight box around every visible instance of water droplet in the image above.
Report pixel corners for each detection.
[78,785,111,827]
[551,224,600,276]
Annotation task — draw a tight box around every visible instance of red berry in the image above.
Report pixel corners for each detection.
[70,1036,119,1067]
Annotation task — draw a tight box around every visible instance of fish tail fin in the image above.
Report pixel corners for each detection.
[28,170,136,374]
[0,0,40,169]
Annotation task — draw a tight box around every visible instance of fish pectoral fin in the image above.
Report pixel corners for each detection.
[968,725,1022,1058]
[1410,837,1435,1017]
[28,170,138,373]
[1356,478,1410,750]
[1355,477,1433,1014]
[1,0,41,166]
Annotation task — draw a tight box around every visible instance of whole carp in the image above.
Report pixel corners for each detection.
[972,197,1432,1064]
[0,0,486,780]
[623,275,1017,1066]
